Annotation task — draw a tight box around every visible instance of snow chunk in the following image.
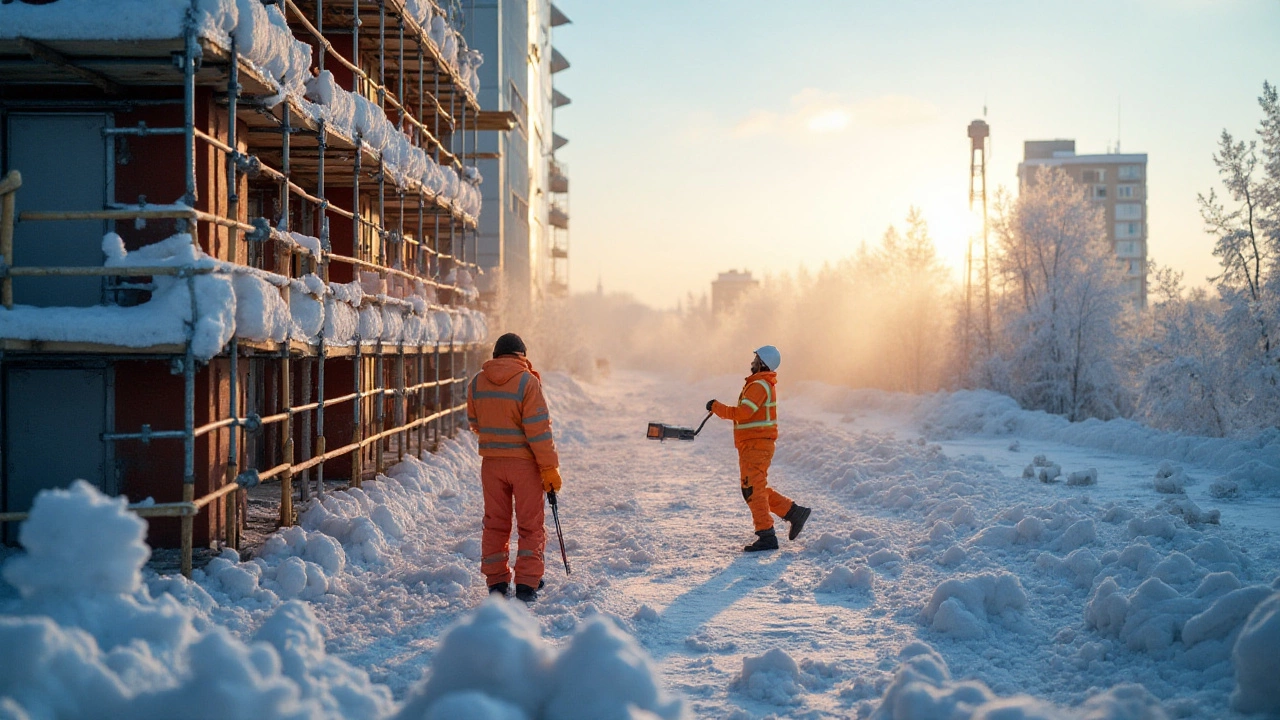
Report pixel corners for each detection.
[543,616,686,720]
[922,573,1027,637]
[1153,461,1188,494]
[2,480,148,598]
[1232,591,1280,714]
[735,648,802,706]
[816,565,874,593]
[1182,586,1273,647]
[397,599,685,720]
[1066,467,1098,486]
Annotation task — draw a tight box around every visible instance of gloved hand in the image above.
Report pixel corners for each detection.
[706,399,716,411]
[541,466,563,493]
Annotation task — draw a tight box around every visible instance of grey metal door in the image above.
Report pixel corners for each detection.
[5,113,108,307]
[3,367,107,542]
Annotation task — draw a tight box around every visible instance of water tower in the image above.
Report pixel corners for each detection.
[966,119,991,358]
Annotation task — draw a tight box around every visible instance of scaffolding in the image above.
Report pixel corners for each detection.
[0,0,503,576]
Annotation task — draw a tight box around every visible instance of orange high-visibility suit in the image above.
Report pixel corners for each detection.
[467,356,559,588]
[710,370,794,532]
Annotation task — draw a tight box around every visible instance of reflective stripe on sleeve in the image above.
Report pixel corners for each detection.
[526,431,553,444]
[523,412,548,424]
[740,397,759,412]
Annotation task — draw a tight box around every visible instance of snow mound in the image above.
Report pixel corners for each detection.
[0,482,393,720]
[922,573,1027,638]
[816,564,874,593]
[396,598,686,720]
[2,480,149,598]
[1153,461,1188,494]
[1231,591,1280,714]
[735,648,803,706]
[869,642,1167,719]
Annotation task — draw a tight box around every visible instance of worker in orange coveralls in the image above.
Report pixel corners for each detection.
[707,345,811,552]
[467,332,562,603]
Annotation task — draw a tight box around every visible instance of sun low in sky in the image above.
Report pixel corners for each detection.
[552,0,1280,308]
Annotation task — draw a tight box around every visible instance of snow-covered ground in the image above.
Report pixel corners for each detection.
[2,370,1278,719]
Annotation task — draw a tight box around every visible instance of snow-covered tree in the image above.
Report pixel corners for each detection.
[1196,81,1280,432]
[870,208,951,392]
[1134,264,1231,436]
[987,167,1130,420]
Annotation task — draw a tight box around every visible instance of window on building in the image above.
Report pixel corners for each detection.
[1092,184,1108,200]
[510,191,529,226]
[1115,203,1142,220]
[1115,222,1142,239]
[1118,165,1143,180]
[1115,241,1142,258]
[1128,259,1143,274]
[1082,169,1106,183]
[1116,184,1138,199]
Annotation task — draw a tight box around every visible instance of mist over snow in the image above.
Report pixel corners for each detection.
[1,368,1278,718]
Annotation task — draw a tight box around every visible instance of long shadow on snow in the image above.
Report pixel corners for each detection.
[646,550,797,660]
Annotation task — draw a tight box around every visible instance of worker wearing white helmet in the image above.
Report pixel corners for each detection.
[706,345,811,551]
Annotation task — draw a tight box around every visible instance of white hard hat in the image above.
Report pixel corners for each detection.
[754,345,781,371]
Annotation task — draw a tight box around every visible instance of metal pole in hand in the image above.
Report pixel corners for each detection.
[548,491,571,575]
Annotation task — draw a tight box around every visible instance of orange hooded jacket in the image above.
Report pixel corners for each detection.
[466,356,559,469]
[711,370,778,448]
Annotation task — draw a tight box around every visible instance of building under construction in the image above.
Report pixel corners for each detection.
[0,0,515,574]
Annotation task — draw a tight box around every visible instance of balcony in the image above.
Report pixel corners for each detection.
[549,204,569,229]
[549,162,569,193]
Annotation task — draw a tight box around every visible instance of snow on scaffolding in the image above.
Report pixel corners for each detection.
[0,232,489,359]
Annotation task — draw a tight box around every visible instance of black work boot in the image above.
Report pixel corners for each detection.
[743,528,779,552]
[515,579,545,604]
[488,582,510,597]
[784,504,812,541]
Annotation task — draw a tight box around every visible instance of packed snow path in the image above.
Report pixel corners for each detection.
[3,369,1278,719]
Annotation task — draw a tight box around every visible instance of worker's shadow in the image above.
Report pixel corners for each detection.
[647,550,797,660]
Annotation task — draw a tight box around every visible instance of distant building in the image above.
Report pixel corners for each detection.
[467,1,572,305]
[1018,140,1148,306]
[712,270,759,315]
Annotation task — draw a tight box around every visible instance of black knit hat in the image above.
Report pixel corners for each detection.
[492,332,527,358]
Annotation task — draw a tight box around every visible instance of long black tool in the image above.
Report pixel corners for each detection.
[547,490,571,575]
[646,410,714,442]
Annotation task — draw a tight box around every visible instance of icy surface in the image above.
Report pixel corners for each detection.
[1,372,1278,718]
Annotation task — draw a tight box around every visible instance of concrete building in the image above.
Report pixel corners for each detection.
[1018,140,1148,306]
[712,270,760,316]
[467,0,571,307]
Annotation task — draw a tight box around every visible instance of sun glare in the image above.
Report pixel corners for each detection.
[920,196,982,277]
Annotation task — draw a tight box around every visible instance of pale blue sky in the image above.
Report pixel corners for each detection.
[551,0,1280,308]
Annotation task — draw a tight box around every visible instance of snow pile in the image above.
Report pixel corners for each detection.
[394,598,687,720]
[922,572,1027,638]
[1231,590,1280,714]
[1154,461,1189,494]
[0,481,393,720]
[816,564,874,593]
[303,70,483,220]
[868,642,1169,719]
[0,233,489,357]
[735,648,803,705]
